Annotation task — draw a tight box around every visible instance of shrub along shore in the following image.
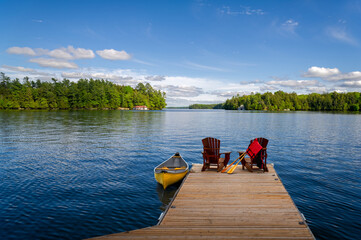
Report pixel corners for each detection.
[0,73,166,110]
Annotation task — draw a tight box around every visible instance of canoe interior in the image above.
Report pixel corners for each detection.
[154,154,188,174]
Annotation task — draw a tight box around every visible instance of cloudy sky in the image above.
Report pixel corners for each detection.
[1,0,361,106]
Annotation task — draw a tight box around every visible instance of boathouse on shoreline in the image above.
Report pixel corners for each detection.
[133,105,148,110]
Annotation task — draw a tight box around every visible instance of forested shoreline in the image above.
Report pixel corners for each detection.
[0,73,166,110]
[224,91,361,111]
[189,103,223,109]
[2,72,360,112]
[191,91,361,111]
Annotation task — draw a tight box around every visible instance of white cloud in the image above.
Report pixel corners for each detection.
[7,47,36,56]
[219,6,265,16]
[2,65,35,73]
[260,85,278,92]
[303,66,361,82]
[326,27,357,45]
[67,46,95,59]
[341,81,361,88]
[48,49,73,59]
[145,75,166,81]
[265,66,361,93]
[61,71,135,85]
[210,90,249,98]
[303,66,341,78]
[46,46,95,59]
[240,79,263,85]
[266,79,319,89]
[96,49,131,60]
[6,46,97,69]
[6,46,95,60]
[61,72,89,79]
[153,76,259,106]
[0,65,55,79]
[160,85,204,97]
[29,58,78,69]
[242,6,265,15]
[306,86,328,93]
[259,78,330,93]
[326,71,361,82]
[34,48,50,55]
[281,19,299,34]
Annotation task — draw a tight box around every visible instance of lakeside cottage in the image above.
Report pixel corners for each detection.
[133,105,148,110]
[238,104,245,110]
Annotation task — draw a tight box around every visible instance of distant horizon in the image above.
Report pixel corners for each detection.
[1,0,361,107]
[2,72,360,108]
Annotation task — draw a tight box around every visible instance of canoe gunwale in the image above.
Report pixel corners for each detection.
[154,168,188,174]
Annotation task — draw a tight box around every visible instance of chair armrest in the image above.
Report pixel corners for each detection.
[220,152,231,167]
[238,151,245,156]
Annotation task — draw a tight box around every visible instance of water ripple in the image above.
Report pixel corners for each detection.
[0,110,360,239]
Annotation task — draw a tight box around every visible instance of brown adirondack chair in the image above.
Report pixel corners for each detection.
[202,137,231,171]
[239,137,269,172]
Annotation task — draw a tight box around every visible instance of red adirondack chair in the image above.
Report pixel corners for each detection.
[202,137,231,171]
[240,138,269,172]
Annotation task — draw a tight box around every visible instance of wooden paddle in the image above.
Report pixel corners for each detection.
[227,153,246,174]
[221,152,246,173]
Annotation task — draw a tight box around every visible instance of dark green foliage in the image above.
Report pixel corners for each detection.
[0,73,166,110]
[222,91,361,111]
[189,103,223,109]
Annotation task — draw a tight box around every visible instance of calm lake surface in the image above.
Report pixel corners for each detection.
[0,109,360,239]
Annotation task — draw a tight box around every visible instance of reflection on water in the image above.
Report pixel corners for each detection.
[156,182,181,212]
[0,110,360,240]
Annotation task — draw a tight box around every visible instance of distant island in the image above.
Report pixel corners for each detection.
[0,73,166,110]
[189,103,223,109]
[166,107,189,109]
[189,91,361,111]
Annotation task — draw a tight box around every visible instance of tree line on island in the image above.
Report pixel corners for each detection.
[189,91,361,111]
[0,73,166,110]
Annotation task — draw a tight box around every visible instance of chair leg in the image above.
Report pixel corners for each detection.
[264,159,268,172]
[245,162,253,172]
[201,160,207,171]
[217,158,225,172]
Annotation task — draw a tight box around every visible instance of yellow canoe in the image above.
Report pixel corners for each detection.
[154,152,189,189]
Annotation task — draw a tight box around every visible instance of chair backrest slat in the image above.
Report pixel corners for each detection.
[202,137,221,164]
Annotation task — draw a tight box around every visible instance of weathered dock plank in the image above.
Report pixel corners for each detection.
[90,164,314,239]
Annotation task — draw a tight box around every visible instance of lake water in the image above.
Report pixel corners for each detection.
[0,109,360,239]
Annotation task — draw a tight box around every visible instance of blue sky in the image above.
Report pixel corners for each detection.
[1,0,361,106]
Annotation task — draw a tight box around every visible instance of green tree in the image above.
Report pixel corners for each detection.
[0,74,166,110]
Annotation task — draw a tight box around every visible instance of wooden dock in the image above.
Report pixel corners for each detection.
[91,164,315,239]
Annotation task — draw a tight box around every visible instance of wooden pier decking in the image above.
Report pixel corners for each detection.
[91,164,315,239]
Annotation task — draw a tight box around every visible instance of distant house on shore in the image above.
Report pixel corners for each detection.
[238,104,245,110]
[133,105,148,110]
